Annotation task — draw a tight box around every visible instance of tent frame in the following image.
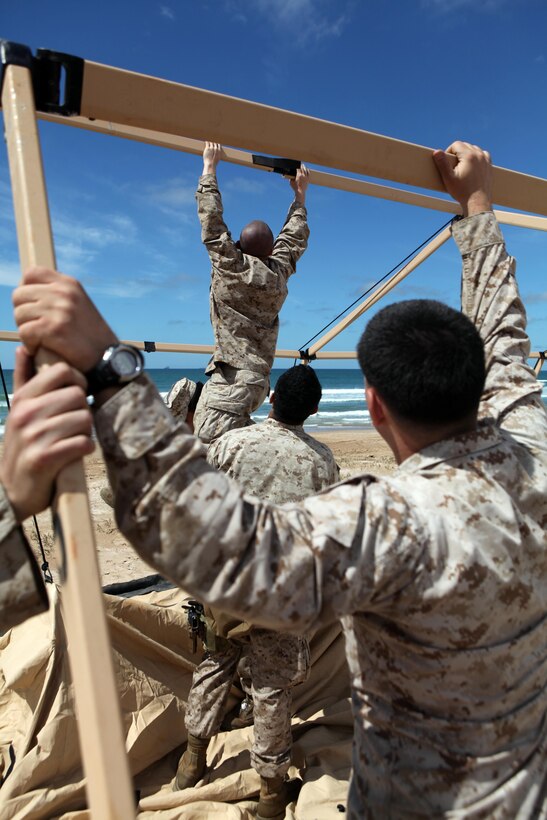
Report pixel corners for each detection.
[0,39,546,819]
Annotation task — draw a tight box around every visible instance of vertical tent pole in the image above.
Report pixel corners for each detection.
[2,62,135,820]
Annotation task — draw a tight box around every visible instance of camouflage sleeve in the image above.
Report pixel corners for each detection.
[453,212,547,447]
[196,173,242,267]
[270,202,310,278]
[95,376,421,634]
[206,435,227,471]
[0,484,48,630]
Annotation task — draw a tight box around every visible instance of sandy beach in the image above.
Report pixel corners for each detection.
[21,428,396,586]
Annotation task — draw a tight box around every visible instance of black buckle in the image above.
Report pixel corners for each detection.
[0,40,83,116]
[252,154,301,178]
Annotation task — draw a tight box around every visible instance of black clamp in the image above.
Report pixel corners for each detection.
[299,349,317,362]
[252,154,301,178]
[144,341,156,353]
[182,600,205,654]
[0,40,83,116]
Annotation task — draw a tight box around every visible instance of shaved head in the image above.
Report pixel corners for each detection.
[239,220,274,259]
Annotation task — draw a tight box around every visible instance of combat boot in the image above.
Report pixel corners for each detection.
[256,775,288,820]
[174,734,209,790]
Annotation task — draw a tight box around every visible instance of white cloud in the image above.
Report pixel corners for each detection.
[224,176,267,195]
[0,261,21,288]
[52,211,138,274]
[144,177,196,221]
[160,5,175,20]
[422,0,508,13]
[84,269,196,300]
[525,291,547,305]
[227,0,351,44]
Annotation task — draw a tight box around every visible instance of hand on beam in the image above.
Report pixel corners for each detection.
[203,141,223,175]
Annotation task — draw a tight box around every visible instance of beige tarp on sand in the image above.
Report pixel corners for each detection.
[0,584,352,818]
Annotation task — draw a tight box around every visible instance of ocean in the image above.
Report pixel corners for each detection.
[1,367,546,440]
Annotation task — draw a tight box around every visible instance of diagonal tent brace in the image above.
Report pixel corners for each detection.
[1,46,135,820]
[307,226,453,357]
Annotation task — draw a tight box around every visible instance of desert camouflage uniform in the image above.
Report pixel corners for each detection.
[97,212,547,818]
[207,417,340,503]
[184,418,339,777]
[192,173,309,443]
[0,484,48,631]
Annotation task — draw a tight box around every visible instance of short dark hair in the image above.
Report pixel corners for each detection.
[272,365,322,425]
[357,299,485,425]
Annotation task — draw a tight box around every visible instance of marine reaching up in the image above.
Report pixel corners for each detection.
[169,142,310,443]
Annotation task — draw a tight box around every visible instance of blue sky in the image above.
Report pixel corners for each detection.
[1,0,546,369]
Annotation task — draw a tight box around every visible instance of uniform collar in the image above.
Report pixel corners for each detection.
[398,420,502,474]
[265,417,305,432]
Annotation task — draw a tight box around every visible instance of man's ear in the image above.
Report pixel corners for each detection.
[365,385,387,428]
[269,391,275,405]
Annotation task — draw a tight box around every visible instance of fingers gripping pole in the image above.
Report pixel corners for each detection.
[2,63,135,819]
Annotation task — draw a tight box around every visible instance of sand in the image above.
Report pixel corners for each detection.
[21,429,396,586]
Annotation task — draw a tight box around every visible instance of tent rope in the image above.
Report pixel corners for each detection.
[298,215,457,356]
[0,359,53,584]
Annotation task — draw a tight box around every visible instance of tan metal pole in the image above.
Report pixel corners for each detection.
[38,113,547,230]
[307,227,452,356]
[1,332,544,364]
[533,354,545,376]
[2,63,135,820]
[65,60,547,216]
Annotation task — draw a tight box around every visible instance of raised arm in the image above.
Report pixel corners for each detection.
[196,141,241,266]
[270,165,310,276]
[434,142,546,445]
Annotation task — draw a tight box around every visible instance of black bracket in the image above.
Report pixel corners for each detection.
[252,154,301,178]
[144,341,156,353]
[0,40,83,116]
[299,349,317,362]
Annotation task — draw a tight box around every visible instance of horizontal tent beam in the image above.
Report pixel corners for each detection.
[38,113,547,231]
[1,331,544,367]
[74,60,547,216]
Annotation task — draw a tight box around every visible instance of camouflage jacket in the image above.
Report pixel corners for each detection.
[197,173,309,375]
[207,417,339,503]
[97,213,547,818]
[0,484,48,631]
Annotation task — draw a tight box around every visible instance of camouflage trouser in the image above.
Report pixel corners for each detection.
[193,363,269,444]
[184,629,310,778]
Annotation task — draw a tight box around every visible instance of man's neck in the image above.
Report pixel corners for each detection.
[387,414,478,465]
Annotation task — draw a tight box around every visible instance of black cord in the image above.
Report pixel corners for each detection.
[298,216,455,353]
[0,359,53,584]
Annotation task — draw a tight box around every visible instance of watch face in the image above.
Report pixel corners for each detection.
[111,349,141,378]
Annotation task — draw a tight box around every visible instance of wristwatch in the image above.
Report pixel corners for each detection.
[85,344,144,395]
